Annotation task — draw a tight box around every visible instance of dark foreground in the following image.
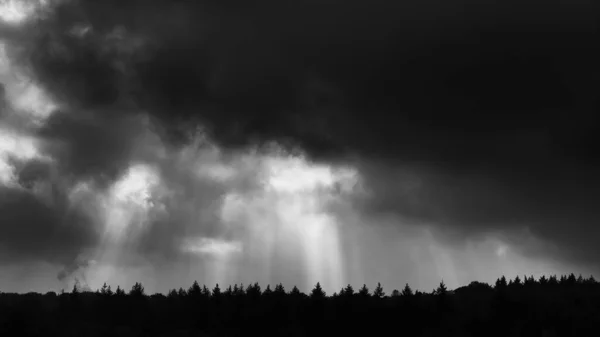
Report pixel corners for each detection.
[1,274,600,337]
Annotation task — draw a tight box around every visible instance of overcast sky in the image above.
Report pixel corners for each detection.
[0,0,598,294]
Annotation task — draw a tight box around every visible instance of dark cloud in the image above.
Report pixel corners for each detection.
[4,0,595,162]
[2,0,600,269]
[36,110,147,185]
[0,182,100,266]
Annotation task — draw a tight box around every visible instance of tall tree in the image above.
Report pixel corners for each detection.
[212,284,222,298]
[188,281,201,298]
[344,284,355,297]
[129,282,145,297]
[310,282,326,299]
[435,280,448,296]
[358,284,370,297]
[401,283,413,297]
[373,282,385,298]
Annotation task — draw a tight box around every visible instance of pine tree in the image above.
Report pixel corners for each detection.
[100,282,109,296]
[567,273,577,286]
[202,285,211,298]
[263,285,273,298]
[290,286,302,298]
[495,276,508,290]
[373,282,385,298]
[177,287,187,297]
[344,284,355,297]
[246,283,261,298]
[401,283,413,297]
[188,281,201,298]
[71,281,80,295]
[310,282,326,299]
[539,275,548,285]
[129,282,145,297]
[435,280,447,296]
[168,289,178,299]
[224,285,233,297]
[513,275,522,286]
[274,283,286,296]
[358,284,370,297]
[212,284,222,298]
[586,275,597,285]
[115,286,125,296]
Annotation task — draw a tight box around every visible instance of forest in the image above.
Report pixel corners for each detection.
[1,273,599,337]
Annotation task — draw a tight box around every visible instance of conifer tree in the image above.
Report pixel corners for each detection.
[310,282,326,299]
[290,286,302,298]
[263,284,273,297]
[391,289,401,297]
[435,280,447,296]
[401,283,413,296]
[212,284,222,298]
[274,283,286,296]
[224,285,233,297]
[129,282,145,297]
[115,286,125,296]
[344,284,355,297]
[202,285,211,298]
[513,275,522,286]
[373,282,385,298]
[358,284,370,297]
[188,281,201,298]
[495,276,508,290]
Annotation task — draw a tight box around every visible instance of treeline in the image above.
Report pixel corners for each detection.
[1,273,600,337]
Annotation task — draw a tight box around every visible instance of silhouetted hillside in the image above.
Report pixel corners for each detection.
[1,274,599,337]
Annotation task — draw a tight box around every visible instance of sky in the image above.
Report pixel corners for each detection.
[0,0,598,294]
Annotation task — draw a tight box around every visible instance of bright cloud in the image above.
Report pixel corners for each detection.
[182,237,243,256]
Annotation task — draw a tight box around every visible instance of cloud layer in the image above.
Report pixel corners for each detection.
[0,0,599,292]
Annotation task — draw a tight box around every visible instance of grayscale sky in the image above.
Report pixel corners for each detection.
[0,0,598,294]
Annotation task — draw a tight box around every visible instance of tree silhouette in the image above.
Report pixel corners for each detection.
[115,286,125,296]
[435,280,447,296]
[373,282,385,298]
[188,281,201,298]
[224,285,233,298]
[3,272,600,336]
[401,283,413,297]
[310,282,326,299]
[177,287,186,297]
[202,285,211,298]
[71,282,80,295]
[129,282,145,297]
[358,284,370,297]
[212,284,222,298]
[290,286,302,298]
[344,284,355,297]
[263,284,273,297]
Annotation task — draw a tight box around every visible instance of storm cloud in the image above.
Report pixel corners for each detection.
[0,0,599,292]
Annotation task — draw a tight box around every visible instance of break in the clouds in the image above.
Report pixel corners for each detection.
[0,0,599,293]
